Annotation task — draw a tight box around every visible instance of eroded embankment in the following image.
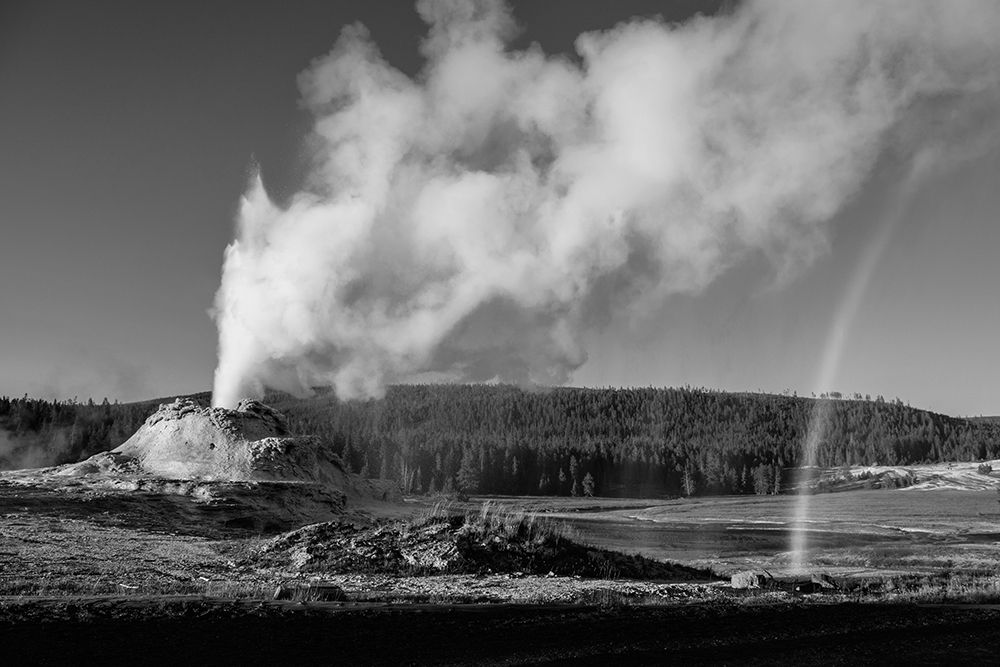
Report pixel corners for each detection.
[252,507,712,581]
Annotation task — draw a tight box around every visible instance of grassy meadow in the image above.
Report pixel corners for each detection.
[469,489,1000,578]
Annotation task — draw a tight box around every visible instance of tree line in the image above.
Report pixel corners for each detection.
[3,385,999,498]
[0,393,203,470]
[272,385,1000,498]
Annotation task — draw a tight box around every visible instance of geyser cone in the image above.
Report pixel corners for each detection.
[112,398,322,482]
[84,398,398,505]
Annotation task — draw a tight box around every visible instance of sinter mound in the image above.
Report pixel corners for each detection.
[63,398,390,496]
[2,399,398,534]
[100,399,359,486]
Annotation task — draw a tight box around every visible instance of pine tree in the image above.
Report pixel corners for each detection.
[771,464,783,495]
[752,464,771,495]
[682,461,697,497]
[457,449,480,494]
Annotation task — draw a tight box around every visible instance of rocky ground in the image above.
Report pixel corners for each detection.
[0,480,713,600]
[253,505,712,580]
[5,479,1000,665]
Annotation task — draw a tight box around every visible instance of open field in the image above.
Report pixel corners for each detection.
[458,489,1000,577]
[4,477,1000,662]
[4,478,1000,595]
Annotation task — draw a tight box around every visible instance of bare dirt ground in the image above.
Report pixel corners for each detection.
[3,597,1000,665]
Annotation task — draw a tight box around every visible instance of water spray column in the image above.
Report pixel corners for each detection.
[788,187,910,573]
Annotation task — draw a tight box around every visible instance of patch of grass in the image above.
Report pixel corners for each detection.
[0,575,275,599]
[466,500,575,542]
[882,571,1000,603]
[570,588,674,607]
[409,499,576,547]
[809,542,1000,573]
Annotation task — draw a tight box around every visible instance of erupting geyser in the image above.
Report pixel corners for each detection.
[789,207,901,572]
[788,154,953,572]
[211,0,1000,409]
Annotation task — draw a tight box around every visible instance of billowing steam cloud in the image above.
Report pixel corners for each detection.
[212,0,1000,407]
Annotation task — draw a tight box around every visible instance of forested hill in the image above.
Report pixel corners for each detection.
[2,386,999,497]
[272,385,1000,497]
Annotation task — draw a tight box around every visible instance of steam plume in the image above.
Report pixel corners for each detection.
[212,0,1000,407]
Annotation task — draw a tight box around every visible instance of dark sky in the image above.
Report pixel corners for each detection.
[2,1,998,416]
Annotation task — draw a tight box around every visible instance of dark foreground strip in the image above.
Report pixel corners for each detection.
[2,599,999,666]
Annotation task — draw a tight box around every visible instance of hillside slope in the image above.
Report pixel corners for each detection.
[273,385,1000,498]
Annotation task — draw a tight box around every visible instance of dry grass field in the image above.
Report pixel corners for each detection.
[4,475,1000,663]
[486,489,1000,577]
